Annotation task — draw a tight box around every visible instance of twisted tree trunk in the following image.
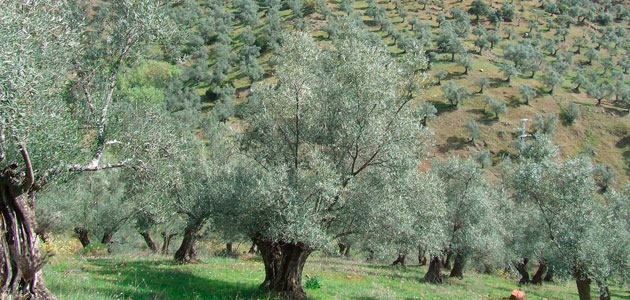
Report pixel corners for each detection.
[161,232,177,255]
[576,277,592,300]
[255,239,312,299]
[449,252,465,279]
[271,242,312,299]
[140,232,158,253]
[424,256,443,283]
[338,242,346,256]
[74,227,91,248]
[516,258,530,284]
[101,232,113,245]
[174,224,199,264]
[1,173,55,299]
[544,266,554,282]
[254,238,281,290]
[392,254,407,267]
[531,263,547,285]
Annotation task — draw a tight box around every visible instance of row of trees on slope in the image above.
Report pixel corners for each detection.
[2,2,630,300]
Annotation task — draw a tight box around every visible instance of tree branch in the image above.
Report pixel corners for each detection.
[19,142,34,190]
[69,160,129,172]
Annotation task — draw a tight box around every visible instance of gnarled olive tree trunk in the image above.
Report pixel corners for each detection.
[1,174,55,299]
[254,239,312,299]
[101,232,113,245]
[74,227,90,248]
[254,238,281,289]
[576,277,592,300]
[531,263,547,285]
[544,266,554,282]
[392,254,407,267]
[140,232,158,253]
[515,258,530,284]
[161,232,177,255]
[174,224,199,264]
[449,252,465,279]
[424,256,443,283]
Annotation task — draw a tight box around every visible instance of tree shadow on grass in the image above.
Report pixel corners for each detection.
[438,136,469,153]
[489,77,508,88]
[86,259,270,300]
[506,95,523,108]
[610,290,630,299]
[429,100,456,116]
[616,137,630,148]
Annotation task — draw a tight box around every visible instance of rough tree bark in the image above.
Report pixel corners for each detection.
[337,242,350,257]
[101,232,114,253]
[424,256,443,283]
[1,168,55,299]
[255,239,312,299]
[576,277,592,300]
[140,232,158,253]
[174,224,200,264]
[543,266,554,282]
[449,252,465,279]
[516,258,530,284]
[531,263,547,285]
[101,232,113,245]
[74,227,91,248]
[338,242,346,256]
[270,242,312,299]
[161,232,177,255]
[392,254,407,267]
[254,238,281,290]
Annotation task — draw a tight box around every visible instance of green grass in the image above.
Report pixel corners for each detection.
[43,255,628,299]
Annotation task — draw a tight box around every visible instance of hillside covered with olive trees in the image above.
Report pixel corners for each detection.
[2,0,630,300]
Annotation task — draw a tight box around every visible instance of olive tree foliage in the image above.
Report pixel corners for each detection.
[430,158,504,280]
[39,168,132,248]
[1,0,181,298]
[437,24,466,61]
[220,31,440,298]
[238,28,265,81]
[442,81,471,107]
[505,137,630,299]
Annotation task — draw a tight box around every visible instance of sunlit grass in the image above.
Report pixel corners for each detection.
[44,255,626,299]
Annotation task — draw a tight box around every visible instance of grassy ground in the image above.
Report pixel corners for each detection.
[43,254,628,300]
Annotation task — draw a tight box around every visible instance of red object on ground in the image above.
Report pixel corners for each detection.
[510,289,525,300]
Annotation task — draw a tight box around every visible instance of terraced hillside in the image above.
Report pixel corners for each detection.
[161,0,630,185]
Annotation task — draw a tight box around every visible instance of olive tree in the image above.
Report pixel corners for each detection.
[437,25,466,61]
[425,158,503,281]
[0,1,180,298]
[239,28,264,81]
[223,31,438,299]
[442,81,471,107]
[506,139,630,300]
[519,84,536,105]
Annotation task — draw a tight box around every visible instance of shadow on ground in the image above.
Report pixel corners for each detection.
[86,259,269,300]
